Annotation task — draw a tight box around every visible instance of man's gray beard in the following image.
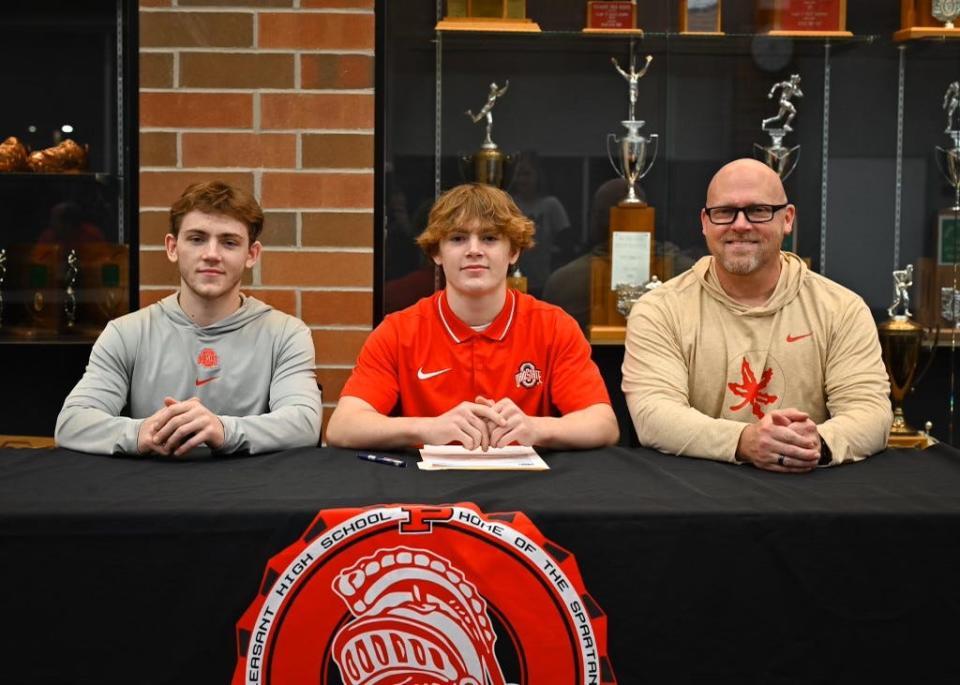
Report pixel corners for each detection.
[720,252,760,275]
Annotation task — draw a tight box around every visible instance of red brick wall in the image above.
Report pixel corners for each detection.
[138,0,375,436]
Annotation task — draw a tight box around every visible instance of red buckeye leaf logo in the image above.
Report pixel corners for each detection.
[727,357,779,420]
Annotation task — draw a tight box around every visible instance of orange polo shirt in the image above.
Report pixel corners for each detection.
[341,289,610,418]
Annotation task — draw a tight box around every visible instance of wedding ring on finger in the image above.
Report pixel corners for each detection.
[777,454,785,466]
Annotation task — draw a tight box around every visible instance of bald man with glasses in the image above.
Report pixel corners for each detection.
[622,158,891,472]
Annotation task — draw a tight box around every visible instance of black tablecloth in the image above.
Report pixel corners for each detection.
[2,445,960,684]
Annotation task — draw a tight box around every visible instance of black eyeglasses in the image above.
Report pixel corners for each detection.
[703,203,789,225]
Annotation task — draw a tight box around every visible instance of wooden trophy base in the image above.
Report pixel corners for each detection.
[915,256,943,328]
[0,434,56,448]
[436,17,541,32]
[893,26,960,41]
[506,274,528,293]
[766,29,853,37]
[915,255,960,328]
[888,431,937,449]
[588,202,656,344]
[887,405,937,448]
[581,27,644,34]
[895,0,960,41]
[588,253,677,344]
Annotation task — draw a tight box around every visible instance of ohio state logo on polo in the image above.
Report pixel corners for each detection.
[514,361,542,389]
[233,503,616,684]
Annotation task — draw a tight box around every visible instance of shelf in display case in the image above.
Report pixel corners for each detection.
[0,239,130,344]
[0,334,102,345]
[434,28,879,41]
[0,0,137,438]
[0,171,119,184]
[589,325,626,345]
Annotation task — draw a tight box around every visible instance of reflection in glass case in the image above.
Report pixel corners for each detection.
[378,0,960,443]
[380,2,960,318]
[0,0,137,436]
[0,0,136,343]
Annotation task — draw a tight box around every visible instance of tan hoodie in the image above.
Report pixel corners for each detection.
[622,252,892,465]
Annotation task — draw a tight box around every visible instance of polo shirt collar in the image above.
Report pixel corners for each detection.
[437,289,517,344]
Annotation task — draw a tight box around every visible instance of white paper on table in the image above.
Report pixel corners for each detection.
[418,444,549,471]
[610,230,651,289]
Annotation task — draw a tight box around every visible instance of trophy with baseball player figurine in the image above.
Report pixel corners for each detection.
[877,264,937,448]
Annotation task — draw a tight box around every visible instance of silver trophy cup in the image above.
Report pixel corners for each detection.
[607,120,658,205]
[933,0,960,28]
[753,133,800,181]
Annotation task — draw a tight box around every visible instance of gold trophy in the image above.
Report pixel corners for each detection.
[6,243,62,338]
[77,243,130,334]
[877,265,937,448]
[0,137,28,172]
[461,81,512,187]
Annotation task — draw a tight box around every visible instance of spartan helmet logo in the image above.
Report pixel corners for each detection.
[331,547,509,685]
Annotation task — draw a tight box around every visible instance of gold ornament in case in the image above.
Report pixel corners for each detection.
[0,137,28,172]
[26,138,89,173]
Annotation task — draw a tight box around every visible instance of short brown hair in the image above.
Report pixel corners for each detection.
[416,183,535,258]
[169,180,264,242]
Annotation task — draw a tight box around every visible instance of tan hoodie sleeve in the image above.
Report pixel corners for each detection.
[817,298,893,464]
[621,292,747,462]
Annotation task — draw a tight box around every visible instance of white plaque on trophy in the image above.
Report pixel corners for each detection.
[610,230,651,289]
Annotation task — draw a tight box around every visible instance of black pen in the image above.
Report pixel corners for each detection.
[357,453,407,468]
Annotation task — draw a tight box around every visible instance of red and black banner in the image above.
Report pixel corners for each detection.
[234,502,616,684]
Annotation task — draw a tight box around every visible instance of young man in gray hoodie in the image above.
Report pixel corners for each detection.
[55,181,322,456]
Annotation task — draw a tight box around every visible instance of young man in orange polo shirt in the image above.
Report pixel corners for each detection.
[326,183,619,451]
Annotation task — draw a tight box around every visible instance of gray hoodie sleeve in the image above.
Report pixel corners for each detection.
[55,322,143,454]
[217,318,322,454]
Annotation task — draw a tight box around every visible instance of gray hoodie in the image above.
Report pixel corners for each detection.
[55,293,322,455]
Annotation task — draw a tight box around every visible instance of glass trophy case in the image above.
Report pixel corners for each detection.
[378,0,960,444]
[0,0,137,435]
